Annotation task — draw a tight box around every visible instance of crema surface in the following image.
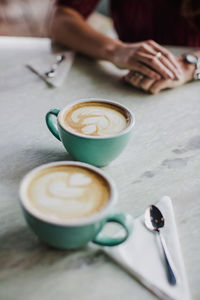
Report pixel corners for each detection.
[27,166,109,220]
[61,102,128,137]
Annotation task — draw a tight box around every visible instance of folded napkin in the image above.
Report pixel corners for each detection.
[27,51,74,87]
[103,196,191,300]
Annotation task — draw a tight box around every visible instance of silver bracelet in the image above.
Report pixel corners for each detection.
[184,54,200,80]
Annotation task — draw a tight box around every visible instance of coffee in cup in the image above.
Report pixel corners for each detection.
[46,99,135,167]
[20,162,133,249]
[25,164,110,221]
[60,101,130,137]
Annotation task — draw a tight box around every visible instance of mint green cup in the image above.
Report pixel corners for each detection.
[45,99,135,167]
[19,161,134,249]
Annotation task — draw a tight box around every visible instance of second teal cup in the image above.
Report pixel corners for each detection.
[19,161,134,249]
[46,99,135,167]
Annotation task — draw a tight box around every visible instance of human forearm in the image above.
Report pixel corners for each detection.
[50,7,122,61]
[50,7,181,80]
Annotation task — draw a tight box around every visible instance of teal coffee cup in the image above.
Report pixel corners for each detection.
[46,99,135,167]
[19,161,134,249]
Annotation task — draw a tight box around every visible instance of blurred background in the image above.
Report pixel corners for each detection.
[0,0,109,37]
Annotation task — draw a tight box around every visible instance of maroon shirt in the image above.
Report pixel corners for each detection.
[57,0,200,47]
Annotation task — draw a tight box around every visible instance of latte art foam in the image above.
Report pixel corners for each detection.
[27,166,109,220]
[61,102,128,137]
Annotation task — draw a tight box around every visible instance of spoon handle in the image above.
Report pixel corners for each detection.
[158,231,177,285]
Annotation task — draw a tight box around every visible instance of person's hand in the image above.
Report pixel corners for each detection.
[124,55,196,94]
[111,40,182,81]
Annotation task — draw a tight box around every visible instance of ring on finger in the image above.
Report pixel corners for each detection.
[134,72,144,80]
[155,51,162,58]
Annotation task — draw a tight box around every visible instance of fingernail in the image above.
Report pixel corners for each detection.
[169,73,174,79]
[178,70,182,76]
[155,75,161,80]
[176,67,181,73]
[150,90,156,94]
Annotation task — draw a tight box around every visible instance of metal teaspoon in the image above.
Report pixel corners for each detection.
[145,205,177,285]
[45,54,65,78]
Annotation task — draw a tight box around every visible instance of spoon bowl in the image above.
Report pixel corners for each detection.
[145,205,164,231]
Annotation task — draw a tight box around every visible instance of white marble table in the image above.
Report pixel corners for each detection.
[0,37,200,300]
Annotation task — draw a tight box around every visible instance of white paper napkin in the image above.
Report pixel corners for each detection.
[103,196,191,300]
[27,51,74,87]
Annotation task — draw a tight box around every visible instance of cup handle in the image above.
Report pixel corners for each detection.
[92,213,133,246]
[46,109,61,141]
